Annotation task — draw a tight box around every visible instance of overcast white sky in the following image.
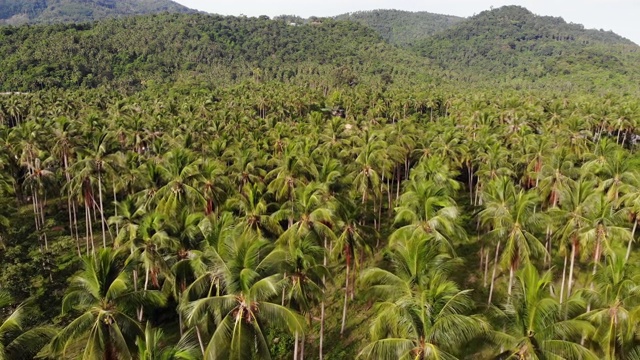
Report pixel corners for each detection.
[174,0,639,45]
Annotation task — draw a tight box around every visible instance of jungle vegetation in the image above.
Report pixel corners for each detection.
[0,3,640,360]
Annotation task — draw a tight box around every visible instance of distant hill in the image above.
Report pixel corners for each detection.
[0,6,639,92]
[412,6,640,87]
[0,0,193,25]
[334,9,463,45]
[0,13,432,91]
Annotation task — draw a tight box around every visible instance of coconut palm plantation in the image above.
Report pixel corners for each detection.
[1,2,640,360]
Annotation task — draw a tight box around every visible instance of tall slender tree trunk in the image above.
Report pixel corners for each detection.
[85,203,91,255]
[98,173,107,248]
[626,219,637,262]
[560,254,568,303]
[30,189,41,239]
[340,254,350,336]
[113,184,119,236]
[196,325,205,356]
[133,269,143,321]
[468,162,474,203]
[387,177,392,217]
[67,196,80,256]
[282,272,287,306]
[483,251,490,287]
[300,334,305,360]
[38,191,48,250]
[63,153,79,251]
[568,239,577,297]
[396,167,401,204]
[319,238,327,360]
[72,200,79,240]
[508,263,515,297]
[404,157,409,180]
[294,332,299,360]
[88,200,95,253]
[544,226,551,268]
[488,240,501,305]
[592,236,602,278]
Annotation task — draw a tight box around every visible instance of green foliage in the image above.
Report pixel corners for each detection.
[0,13,429,91]
[335,9,463,45]
[413,6,640,89]
[2,4,640,360]
[0,0,193,25]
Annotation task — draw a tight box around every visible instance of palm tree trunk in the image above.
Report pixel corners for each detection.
[300,334,305,360]
[396,167,401,204]
[85,202,91,254]
[340,258,350,336]
[568,240,577,296]
[377,196,382,233]
[592,237,601,277]
[320,237,327,360]
[282,272,287,306]
[508,263,515,297]
[468,162,474,203]
[479,244,484,274]
[560,254,568,303]
[98,174,107,248]
[626,219,637,262]
[88,201,95,253]
[72,200,79,241]
[39,191,48,250]
[483,251,490,287]
[133,269,143,321]
[294,332,299,360]
[113,184,119,236]
[387,177,392,217]
[30,189,41,240]
[196,325,206,356]
[68,196,80,256]
[488,240,501,305]
[544,226,551,268]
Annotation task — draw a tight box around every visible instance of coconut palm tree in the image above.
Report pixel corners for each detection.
[135,322,199,360]
[390,178,465,255]
[154,148,204,215]
[181,233,305,360]
[551,178,597,301]
[332,198,375,336]
[226,183,282,239]
[70,132,122,249]
[0,291,56,360]
[582,253,640,359]
[51,248,166,360]
[480,177,546,303]
[489,264,597,359]
[358,237,484,360]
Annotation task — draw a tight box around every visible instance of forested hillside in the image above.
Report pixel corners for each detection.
[413,6,640,88]
[1,7,639,93]
[0,0,192,25]
[334,9,463,45]
[0,13,430,91]
[2,4,640,360]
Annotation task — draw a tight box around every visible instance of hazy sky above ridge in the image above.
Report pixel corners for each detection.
[174,0,640,45]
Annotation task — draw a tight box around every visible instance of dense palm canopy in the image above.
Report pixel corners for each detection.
[1,17,640,359]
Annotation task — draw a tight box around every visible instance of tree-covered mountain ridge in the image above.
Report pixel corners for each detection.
[340,6,637,47]
[1,5,639,92]
[0,0,194,25]
[332,9,464,45]
[0,12,437,91]
[412,6,640,87]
